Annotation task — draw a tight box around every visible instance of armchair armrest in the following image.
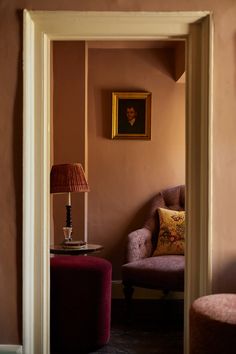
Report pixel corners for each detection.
[125,228,153,263]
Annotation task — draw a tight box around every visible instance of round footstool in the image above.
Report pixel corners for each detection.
[50,255,112,353]
[190,293,236,354]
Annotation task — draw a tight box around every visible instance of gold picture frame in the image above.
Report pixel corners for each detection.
[111,92,151,140]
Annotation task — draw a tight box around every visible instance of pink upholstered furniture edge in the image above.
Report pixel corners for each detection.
[122,185,185,300]
[190,294,236,354]
[125,185,185,263]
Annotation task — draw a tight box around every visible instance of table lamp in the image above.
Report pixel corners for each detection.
[50,163,90,244]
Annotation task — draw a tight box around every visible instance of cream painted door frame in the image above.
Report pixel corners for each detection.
[23,11,213,354]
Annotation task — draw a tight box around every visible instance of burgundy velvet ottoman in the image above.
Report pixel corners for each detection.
[190,294,236,354]
[50,255,112,353]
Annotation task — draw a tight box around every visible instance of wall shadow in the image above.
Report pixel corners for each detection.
[13,9,23,342]
[213,259,236,293]
[101,88,149,140]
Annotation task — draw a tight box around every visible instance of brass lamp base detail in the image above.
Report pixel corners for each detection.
[62,240,87,249]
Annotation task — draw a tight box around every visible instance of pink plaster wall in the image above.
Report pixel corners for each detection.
[53,43,185,279]
[1,0,236,345]
[87,47,185,278]
[53,41,86,245]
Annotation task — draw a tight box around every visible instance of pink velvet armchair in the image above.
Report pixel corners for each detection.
[122,185,185,303]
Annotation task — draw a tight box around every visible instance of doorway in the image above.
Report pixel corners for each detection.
[23,11,213,354]
[52,39,186,277]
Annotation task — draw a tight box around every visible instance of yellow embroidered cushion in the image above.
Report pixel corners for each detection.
[152,207,185,256]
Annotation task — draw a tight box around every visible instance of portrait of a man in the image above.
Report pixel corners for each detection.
[118,99,146,134]
[112,92,151,140]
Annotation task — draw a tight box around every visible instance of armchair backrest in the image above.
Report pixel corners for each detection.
[144,185,185,250]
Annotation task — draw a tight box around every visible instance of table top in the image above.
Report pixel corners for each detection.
[50,243,103,255]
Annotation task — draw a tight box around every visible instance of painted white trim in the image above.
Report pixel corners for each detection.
[28,11,210,39]
[23,11,213,354]
[0,345,23,354]
[184,14,214,352]
[23,10,35,354]
[23,11,51,354]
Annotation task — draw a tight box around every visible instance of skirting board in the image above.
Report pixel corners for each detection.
[0,346,22,354]
[112,280,184,300]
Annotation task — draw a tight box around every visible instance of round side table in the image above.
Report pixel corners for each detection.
[50,243,103,255]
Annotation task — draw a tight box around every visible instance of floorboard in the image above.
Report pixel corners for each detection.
[90,299,184,354]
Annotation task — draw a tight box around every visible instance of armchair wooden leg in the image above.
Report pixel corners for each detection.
[123,284,134,319]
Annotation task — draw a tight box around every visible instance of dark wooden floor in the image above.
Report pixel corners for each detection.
[90,299,184,354]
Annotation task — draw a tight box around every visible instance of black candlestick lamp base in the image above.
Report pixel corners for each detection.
[62,205,73,242]
[66,205,72,227]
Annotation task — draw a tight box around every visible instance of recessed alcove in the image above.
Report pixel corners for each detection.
[52,39,186,280]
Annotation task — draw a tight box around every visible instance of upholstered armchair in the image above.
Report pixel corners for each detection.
[122,185,185,303]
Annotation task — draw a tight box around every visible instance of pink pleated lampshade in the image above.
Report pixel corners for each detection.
[50,163,90,193]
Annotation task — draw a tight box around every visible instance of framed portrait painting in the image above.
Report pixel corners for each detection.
[111,92,151,140]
